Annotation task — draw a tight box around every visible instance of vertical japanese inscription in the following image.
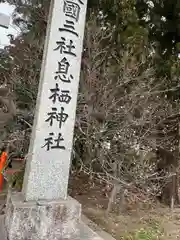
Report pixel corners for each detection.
[42,133,65,151]
[54,37,76,56]
[54,58,73,82]
[59,0,83,37]
[42,0,83,151]
[49,83,72,104]
[45,107,69,129]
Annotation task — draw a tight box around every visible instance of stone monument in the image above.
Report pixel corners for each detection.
[4,0,105,239]
[0,12,10,29]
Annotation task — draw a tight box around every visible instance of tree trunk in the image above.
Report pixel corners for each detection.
[156,147,180,207]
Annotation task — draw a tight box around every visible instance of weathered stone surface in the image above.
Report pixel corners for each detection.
[0,12,10,29]
[78,222,104,240]
[1,215,107,240]
[82,215,116,240]
[5,192,81,240]
[0,215,7,240]
[22,0,88,202]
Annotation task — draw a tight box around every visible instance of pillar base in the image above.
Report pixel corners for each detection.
[5,192,81,240]
[5,192,105,240]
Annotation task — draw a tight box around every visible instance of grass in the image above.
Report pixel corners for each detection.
[83,207,166,240]
[121,220,164,240]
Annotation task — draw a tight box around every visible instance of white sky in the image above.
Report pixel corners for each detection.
[0,3,19,47]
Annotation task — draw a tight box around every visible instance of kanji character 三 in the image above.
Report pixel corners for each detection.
[59,20,78,37]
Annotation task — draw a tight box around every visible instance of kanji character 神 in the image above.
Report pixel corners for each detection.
[45,107,69,129]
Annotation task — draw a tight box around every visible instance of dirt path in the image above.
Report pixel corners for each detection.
[82,207,180,239]
[161,209,180,239]
[69,173,180,239]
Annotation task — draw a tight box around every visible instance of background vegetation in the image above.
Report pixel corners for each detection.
[0,0,180,212]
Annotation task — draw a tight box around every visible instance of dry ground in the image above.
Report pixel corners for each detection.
[1,163,180,240]
[69,172,180,240]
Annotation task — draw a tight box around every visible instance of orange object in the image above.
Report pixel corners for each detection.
[0,152,7,191]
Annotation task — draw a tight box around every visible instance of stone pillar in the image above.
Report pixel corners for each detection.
[22,0,88,202]
[0,12,10,29]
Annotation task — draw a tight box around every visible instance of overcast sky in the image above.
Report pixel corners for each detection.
[0,3,19,47]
